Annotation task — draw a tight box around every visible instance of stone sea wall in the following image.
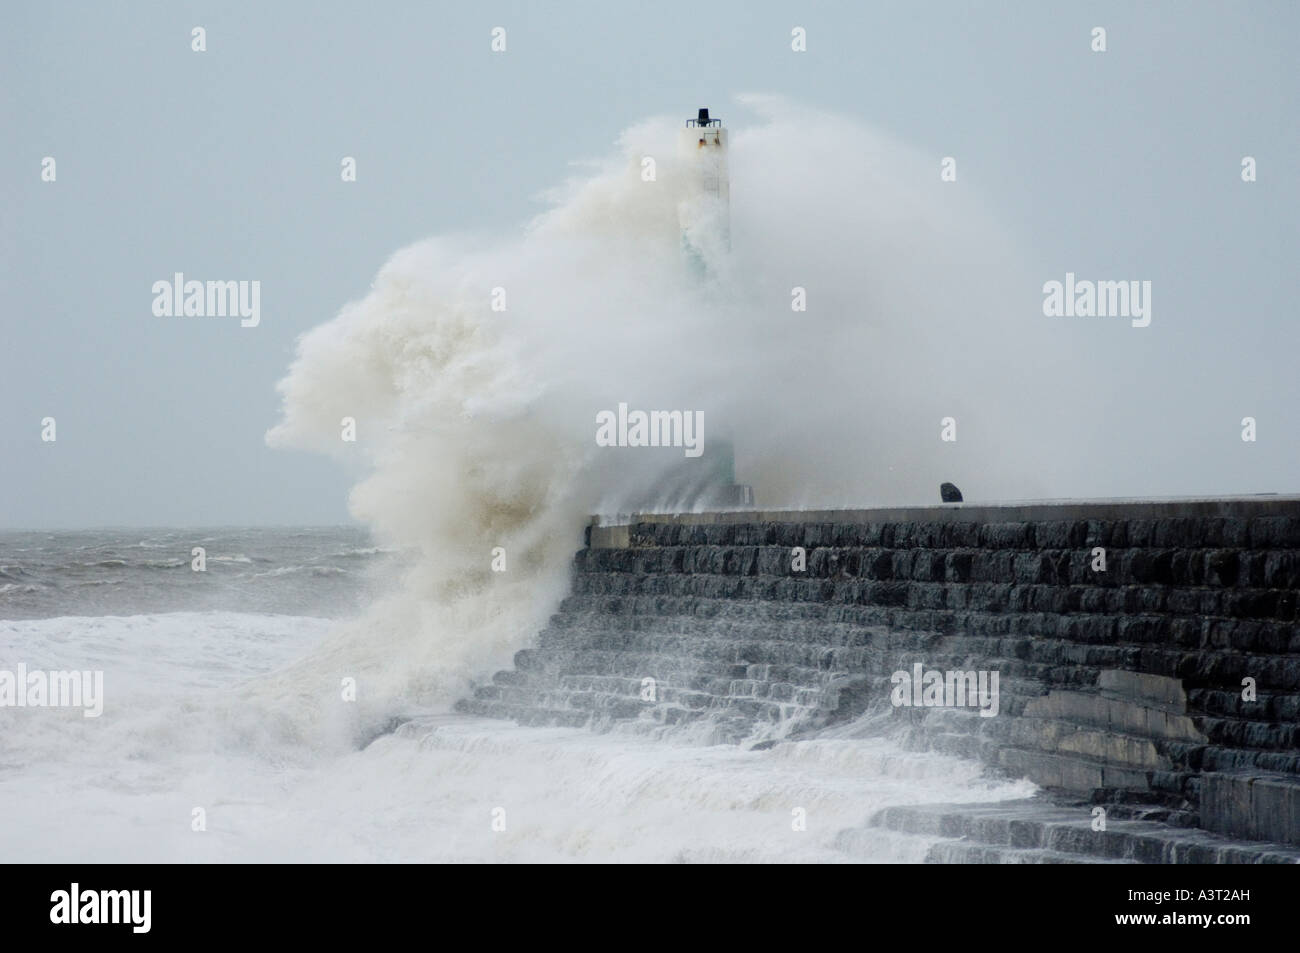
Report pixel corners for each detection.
[457,498,1300,849]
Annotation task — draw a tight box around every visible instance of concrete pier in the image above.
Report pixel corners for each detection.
[459,496,1300,860]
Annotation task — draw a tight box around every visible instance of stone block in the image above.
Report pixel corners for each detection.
[1203,773,1300,846]
[1099,670,1187,710]
[1250,517,1300,548]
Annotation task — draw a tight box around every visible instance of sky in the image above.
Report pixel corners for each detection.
[2,0,1297,528]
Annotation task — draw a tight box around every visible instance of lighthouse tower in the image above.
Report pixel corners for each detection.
[677,107,730,274]
[667,107,752,509]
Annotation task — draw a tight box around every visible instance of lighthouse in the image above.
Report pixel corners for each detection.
[677,107,730,274]
[664,107,752,509]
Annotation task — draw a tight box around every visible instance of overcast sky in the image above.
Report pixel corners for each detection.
[3,1,1296,528]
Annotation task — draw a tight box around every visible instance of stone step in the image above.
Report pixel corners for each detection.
[1189,687,1300,721]
[466,681,823,725]
[553,589,1300,660]
[535,632,1069,692]
[1022,689,1204,742]
[578,541,1300,589]
[996,744,1171,796]
[923,842,1135,864]
[1195,716,1300,750]
[869,799,1300,863]
[541,618,1058,665]
[568,569,1299,623]
[455,694,779,743]
[500,652,1049,713]
[1202,772,1300,846]
[1006,720,1175,772]
[453,697,590,728]
[1200,746,1300,775]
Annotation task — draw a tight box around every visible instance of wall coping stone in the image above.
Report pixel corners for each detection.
[591,495,1300,528]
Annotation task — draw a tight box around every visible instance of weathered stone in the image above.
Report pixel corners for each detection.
[476,501,1300,853]
[1202,773,1300,846]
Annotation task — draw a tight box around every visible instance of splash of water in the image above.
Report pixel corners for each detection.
[263,96,1039,742]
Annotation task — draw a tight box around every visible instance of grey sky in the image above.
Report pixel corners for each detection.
[3,1,1296,528]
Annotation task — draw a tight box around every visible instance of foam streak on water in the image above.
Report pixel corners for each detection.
[0,581,1033,862]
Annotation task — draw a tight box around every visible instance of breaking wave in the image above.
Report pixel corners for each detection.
[263,96,1039,744]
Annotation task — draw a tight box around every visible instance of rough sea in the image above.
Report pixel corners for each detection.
[0,527,1034,862]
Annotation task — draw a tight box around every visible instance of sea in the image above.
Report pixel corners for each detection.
[0,526,1034,863]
